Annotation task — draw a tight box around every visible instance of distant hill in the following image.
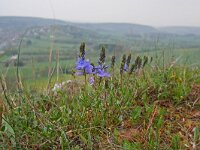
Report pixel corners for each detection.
[158,26,200,36]
[0,16,159,36]
[0,16,161,50]
[69,23,158,36]
[0,16,66,31]
[0,16,67,50]
[1,16,200,36]
[1,16,200,51]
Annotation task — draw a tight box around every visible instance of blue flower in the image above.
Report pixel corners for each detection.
[79,42,86,60]
[124,63,128,71]
[97,70,110,77]
[76,58,88,70]
[89,76,94,85]
[76,58,93,75]
[95,65,110,78]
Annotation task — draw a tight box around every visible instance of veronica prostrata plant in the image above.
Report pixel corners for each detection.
[75,43,94,85]
[95,47,110,78]
[111,55,116,69]
[129,63,136,75]
[89,47,110,86]
[143,56,148,68]
[120,54,126,75]
[135,56,143,73]
[124,53,132,72]
[120,54,126,86]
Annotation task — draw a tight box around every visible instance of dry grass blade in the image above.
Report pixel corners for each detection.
[0,97,3,128]
[146,105,158,134]
[0,76,12,109]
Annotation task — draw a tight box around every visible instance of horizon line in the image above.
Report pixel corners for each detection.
[1,15,200,28]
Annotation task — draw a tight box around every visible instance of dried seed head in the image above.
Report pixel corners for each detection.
[99,47,106,65]
[129,64,136,74]
[135,56,139,69]
[126,54,132,67]
[111,55,116,68]
[135,56,143,70]
[122,54,126,64]
[143,56,148,67]
[138,57,142,69]
[79,42,85,59]
[120,54,126,74]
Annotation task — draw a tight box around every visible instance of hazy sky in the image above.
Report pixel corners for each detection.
[1,0,200,26]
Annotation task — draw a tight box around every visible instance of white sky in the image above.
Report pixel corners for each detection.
[0,0,200,26]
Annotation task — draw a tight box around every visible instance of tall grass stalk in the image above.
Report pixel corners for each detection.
[16,37,23,91]
[56,49,60,82]
[47,48,53,92]
[31,57,36,81]
[0,76,12,109]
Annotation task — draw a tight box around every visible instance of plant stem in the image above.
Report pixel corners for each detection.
[84,73,87,90]
[120,74,123,88]
[99,77,102,86]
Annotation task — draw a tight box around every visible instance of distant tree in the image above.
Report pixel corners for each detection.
[26,40,32,46]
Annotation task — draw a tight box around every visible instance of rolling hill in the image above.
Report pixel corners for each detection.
[68,22,158,36]
[158,26,200,36]
[1,16,200,54]
[0,16,66,30]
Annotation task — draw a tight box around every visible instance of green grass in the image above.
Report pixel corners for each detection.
[0,58,200,149]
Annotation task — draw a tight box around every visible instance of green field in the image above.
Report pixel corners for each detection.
[1,34,200,90]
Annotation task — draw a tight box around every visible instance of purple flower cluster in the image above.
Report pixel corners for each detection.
[75,44,110,85]
[94,64,110,78]
[76,58,93,76]
[122,54,131,73]
[76,57,110,78]
[124,63,128,72]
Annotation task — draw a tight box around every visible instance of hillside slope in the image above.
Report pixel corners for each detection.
[158,26,200,35]
[0,16,66,30]
[69,22,158,36]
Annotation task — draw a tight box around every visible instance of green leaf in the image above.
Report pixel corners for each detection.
[132,106,142,120]
[2,116,16,147]
[79,134,87,145]
[193,127,199,143]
